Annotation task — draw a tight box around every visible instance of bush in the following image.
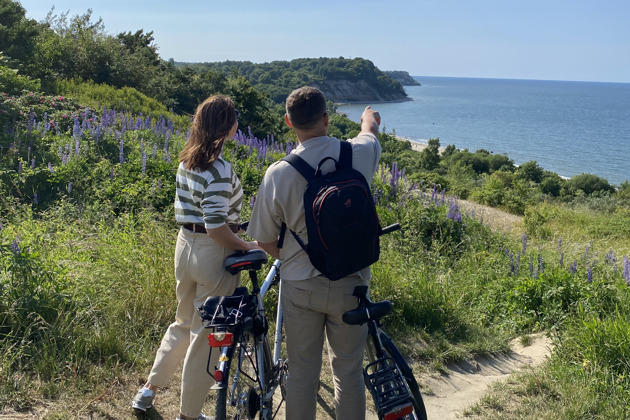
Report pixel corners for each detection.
[565,173,615,196]
[0,66,40,95]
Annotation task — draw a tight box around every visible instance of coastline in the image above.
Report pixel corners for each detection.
[334,96,413,106]
[394,135,447,154]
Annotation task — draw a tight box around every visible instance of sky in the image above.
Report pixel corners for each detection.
[18,0,630,83]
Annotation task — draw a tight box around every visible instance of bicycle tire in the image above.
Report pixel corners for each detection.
[215,330,267,420]
[380,332,428,420]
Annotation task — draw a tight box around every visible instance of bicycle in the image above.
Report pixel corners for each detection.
[343,224,428,420]
[198,223,427,420]
[198,250,286,420]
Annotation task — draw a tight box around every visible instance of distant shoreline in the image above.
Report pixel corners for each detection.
[334,96,413,106]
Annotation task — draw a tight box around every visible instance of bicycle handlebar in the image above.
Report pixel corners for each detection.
[380,223,401,236]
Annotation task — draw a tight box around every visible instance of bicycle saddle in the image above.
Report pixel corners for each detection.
[224,249,268,274]
[342,285,393,325]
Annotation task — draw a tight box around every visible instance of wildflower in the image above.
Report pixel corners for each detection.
[446,198,462,222]
[119,136,124,163]
[67,182,72,193]
[557,237,562,252]
[623,256,629,284]
[569,261,578,276]
[522,234,527,255]
[33,193,38,205]
[587,267,593,283]
[560,251,564,266]
[10,239,21,255]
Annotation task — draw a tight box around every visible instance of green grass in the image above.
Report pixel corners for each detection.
[2,94,630,417]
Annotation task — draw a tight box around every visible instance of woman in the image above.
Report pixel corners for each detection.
[132,95,261,420]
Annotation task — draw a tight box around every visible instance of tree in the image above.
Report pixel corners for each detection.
[565,173,614,196]
[0,0,42,70]
[516,160,544,183]
[419,138,441,170]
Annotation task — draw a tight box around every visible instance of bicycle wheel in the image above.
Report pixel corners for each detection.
[214,331,260,420]
[215,330,275,420]
[380,331,428,420]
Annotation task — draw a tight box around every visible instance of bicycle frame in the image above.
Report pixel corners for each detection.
[202,255,285,420]
[260,259,284,365]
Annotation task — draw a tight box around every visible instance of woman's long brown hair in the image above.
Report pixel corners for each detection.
[179,95,237,171]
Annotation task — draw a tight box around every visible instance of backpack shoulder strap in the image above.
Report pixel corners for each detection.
[282,153,316,182]
[338,141,353,170]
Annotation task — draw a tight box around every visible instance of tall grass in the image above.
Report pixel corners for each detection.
[1,91,630,417]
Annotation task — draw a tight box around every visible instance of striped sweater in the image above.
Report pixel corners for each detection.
[174,157,243,229]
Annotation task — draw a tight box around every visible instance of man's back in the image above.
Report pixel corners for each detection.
[247,133,381,280]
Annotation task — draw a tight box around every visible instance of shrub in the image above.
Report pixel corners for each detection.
[565,173,615,196]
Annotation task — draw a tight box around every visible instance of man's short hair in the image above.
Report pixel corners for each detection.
[286,86,327,130]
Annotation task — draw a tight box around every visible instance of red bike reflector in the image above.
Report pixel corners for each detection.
[208,332,234,347]
[384,403,414,420]
[213,369,224,382]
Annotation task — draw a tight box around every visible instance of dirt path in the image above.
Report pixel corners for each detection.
[417,334,552,420]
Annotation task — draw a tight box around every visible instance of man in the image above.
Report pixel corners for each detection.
[247,86,381,420]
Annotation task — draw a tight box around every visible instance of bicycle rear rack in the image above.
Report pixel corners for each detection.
[364,356,414,419]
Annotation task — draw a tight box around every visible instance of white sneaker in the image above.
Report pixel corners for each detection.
[131,387,154,411]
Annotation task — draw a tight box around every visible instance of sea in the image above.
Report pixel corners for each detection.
[337,76,630,186]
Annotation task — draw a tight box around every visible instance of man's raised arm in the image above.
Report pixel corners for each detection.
[359,106,381,137]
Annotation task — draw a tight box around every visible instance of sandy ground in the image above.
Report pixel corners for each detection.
[417,334,552,420]
[0,333,551,420]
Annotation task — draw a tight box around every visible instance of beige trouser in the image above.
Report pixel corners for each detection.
[147,228,240,418]
[281,275,368,420]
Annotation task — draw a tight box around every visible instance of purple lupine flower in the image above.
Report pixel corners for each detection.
[560,252,564,266]
[538,254,544,274]
[164,130,171,153]
[446,198,462,222]
[250,195,256,209]
[27,109,35,130]
[569,261,578,276]
[67,182,72,193]
[142,152,147,177]
[10,239,21,255]
[623,256,629,283]
[18,161,22,174]
[522,234,527,255]
[557,237,562,252]
[157,179,162,190]
[33,193,38,205]
[119,136,124,163]
[529,255,534,276]
[587,267,593,283]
